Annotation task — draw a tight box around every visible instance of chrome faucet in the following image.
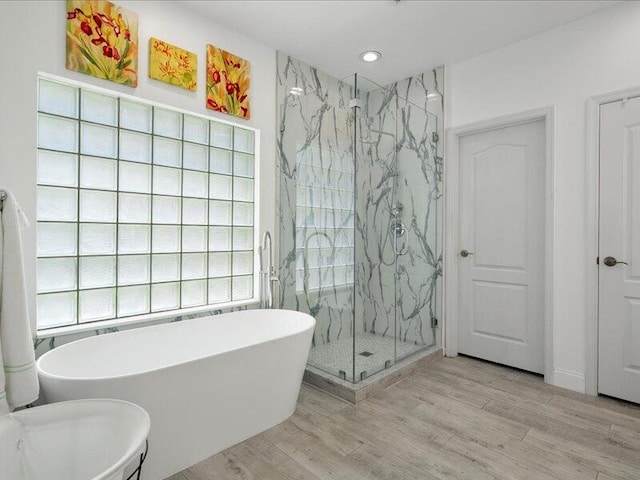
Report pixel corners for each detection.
[259,231,280,309]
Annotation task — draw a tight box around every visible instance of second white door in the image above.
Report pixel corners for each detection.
[598,97,640,404]
[457,119,546,374]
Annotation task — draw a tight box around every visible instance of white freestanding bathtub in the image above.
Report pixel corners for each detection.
[37,309,315,480]
[0,399,150,480]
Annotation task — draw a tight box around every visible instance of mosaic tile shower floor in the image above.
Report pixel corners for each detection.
[307,332,428,382]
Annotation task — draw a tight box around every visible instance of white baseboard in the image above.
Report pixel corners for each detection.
[550,368,586,393]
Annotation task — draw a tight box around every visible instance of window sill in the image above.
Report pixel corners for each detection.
[36,298,260,339]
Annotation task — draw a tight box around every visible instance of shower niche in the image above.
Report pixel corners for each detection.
[276,53,443,394]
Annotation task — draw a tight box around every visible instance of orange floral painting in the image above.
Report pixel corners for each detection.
[66,0,138,87]
[149,38,197,91]
[206,44,250,119]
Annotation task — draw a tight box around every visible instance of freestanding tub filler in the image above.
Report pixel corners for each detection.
[0,399,150,480]
[37,309,315,480]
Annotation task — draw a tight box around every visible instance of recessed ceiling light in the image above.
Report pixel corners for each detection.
[360,51,382,63]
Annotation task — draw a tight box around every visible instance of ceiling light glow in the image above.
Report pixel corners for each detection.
[360,51,382,63]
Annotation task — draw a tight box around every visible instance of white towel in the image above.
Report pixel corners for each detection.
[0,189,38,414]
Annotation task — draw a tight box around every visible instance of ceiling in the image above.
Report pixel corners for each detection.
[183,0,619,86]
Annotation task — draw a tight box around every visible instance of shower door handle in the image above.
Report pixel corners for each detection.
[460,249,473,258]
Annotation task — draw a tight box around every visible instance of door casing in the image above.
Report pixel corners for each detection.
[444,107,555,383]
[585,87,640,396]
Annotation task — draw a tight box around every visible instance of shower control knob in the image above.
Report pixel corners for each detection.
[460,249,473,258]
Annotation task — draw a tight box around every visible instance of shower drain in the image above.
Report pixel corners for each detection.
[359,351,374,357]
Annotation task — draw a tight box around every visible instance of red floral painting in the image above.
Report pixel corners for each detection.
[206,44,250,119]
[66,0,138,87]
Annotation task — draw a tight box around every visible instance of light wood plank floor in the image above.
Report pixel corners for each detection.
[168,355,640,480]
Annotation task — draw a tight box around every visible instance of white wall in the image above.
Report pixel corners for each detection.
[446,1,640,392]
[0,1,276,331]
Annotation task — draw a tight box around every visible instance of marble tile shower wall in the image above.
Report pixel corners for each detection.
[277,51,443,349]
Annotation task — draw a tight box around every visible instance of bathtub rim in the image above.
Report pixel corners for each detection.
[37,309,315,383]
[4,398,150,480]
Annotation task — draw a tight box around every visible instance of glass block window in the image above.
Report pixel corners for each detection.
[36,77,256,329]
[295,144,355,292]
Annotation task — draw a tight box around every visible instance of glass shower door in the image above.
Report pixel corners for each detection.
[353,76,440,381]
[353,75,401,381]
[278,82,357,382]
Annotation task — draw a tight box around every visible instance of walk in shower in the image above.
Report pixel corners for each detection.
[277,53,443,384]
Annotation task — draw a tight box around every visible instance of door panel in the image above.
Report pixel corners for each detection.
[458,119,545,373]
[474,145,528,270]
[623,300,640,372]
[473,281,528,343]
[628,125,640,279]
[598,98,640,403]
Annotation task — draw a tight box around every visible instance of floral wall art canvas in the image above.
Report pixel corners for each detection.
[206,44,250,119]
[149,38,197,91]
[66,0,138,87]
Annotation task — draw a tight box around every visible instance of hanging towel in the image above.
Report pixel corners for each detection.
[0,189,38,415]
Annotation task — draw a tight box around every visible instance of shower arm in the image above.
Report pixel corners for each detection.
[361,129,396,144]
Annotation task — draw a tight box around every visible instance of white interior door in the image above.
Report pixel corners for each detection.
[598,98,640,404]
[457,119,545,374]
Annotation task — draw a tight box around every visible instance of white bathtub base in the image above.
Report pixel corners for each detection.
[37,310,315,480]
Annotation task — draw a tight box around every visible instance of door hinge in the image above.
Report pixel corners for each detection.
[432,132,440,144]
[596,256,599,265]
[431,317,439,328]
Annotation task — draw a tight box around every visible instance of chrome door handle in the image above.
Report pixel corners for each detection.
[460,249,473,258]
[603,256,628,267]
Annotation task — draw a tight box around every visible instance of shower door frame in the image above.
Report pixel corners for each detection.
[444,106,555,383]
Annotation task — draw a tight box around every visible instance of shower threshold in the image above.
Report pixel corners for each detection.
[303,345,442,404]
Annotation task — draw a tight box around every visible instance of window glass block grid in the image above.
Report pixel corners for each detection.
[36,77,256,329]
[295,145,355,292]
